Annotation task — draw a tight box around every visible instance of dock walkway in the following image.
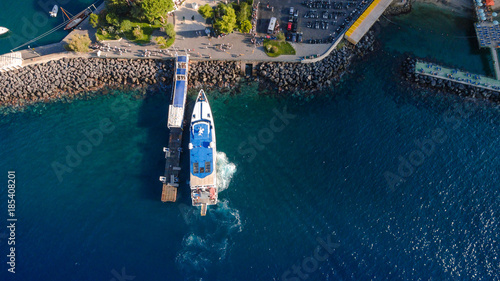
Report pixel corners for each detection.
[415,61,500,92]
[161,128,183,202]
[489,47,500,80]
[160,55,190,202]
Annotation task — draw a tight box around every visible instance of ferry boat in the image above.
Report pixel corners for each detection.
[189,90,217,216]
[0,27,9,35]
[49,5,58,17]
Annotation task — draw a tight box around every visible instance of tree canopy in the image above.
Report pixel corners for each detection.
[214,4,237,34]
[141,0,174,23]
[165,23,175,38]
[236,2,249,24]
[198,4,214,19]
[120,20,133,32]
[239,20,252,33]
[89,13,99,28]
[132,26,144,39]
[106,12,120,27]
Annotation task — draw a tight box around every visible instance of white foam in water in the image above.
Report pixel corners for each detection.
[175,153,240,278]
[216,151,237,192]
[175,198,243,278]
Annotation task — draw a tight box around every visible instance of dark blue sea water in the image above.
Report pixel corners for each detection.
[1,3,499,281]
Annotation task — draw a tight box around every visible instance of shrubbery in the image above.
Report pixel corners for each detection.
[67,34,91,53]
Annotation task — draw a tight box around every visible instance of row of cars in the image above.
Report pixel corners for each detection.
[287,32,304,43]
[286,10,300,33]
[307,20,330,30]
[305,10,347,19]
[302,0,360,9]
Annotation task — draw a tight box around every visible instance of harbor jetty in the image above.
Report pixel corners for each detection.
[402,57,500,102]
[160,55,190,202]
[414,60,500,92]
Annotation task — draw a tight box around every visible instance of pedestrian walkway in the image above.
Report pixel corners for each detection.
[415,60,500,92]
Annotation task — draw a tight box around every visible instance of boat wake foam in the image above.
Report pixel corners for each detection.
[175,198,242,278]
[216,151,236,193]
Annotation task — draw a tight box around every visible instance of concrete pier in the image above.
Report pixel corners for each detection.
[489,47,500,80]
[160,55,190,202]
[344,0,393,45]
[415,61,500,92]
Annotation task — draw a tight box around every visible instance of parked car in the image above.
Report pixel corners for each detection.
[290,7,294,15]
[287,21,292,31]
[292,33,297,42]
[298,33,303,42]
[294,10,299,17]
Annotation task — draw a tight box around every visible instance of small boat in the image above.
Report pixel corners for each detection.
[49,5,58,17]
[0,27,9,35]
[62,8,91,30]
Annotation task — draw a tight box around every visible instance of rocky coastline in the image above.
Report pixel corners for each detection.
[0,32,376,108]
[402,57,500,102]
[384,0,412,16]
[0,58,174,107]
[256,31,376,92]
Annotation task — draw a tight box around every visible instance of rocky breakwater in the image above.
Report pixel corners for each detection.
[188,61,241,89]
[0,58,174,107]
[402,57,500,102]
[256,31,376,93]
[384,0,412,16]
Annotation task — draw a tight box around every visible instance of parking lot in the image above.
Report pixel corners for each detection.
[257,0,370,44]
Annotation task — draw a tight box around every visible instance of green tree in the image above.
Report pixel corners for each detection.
[165,23,175,38]
[155,36,167,46]
[132,26,144,39]
[214,4,237,34]
[239,20,252,33]
[106,0,130,16]
[131,2,145,21]
[106,12,120,27]
[67,34,91,53]
[89,13,99,28]
[198,4,214,19]
[276,32,285,42]
[120,19,133,32]
[141,0,174,23]
[236,2,249,24]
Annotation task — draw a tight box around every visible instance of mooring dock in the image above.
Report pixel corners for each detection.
[160,55,189,202]
[414,61,500,92]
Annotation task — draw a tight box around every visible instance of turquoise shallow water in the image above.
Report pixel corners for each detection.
[1,3,499,281]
